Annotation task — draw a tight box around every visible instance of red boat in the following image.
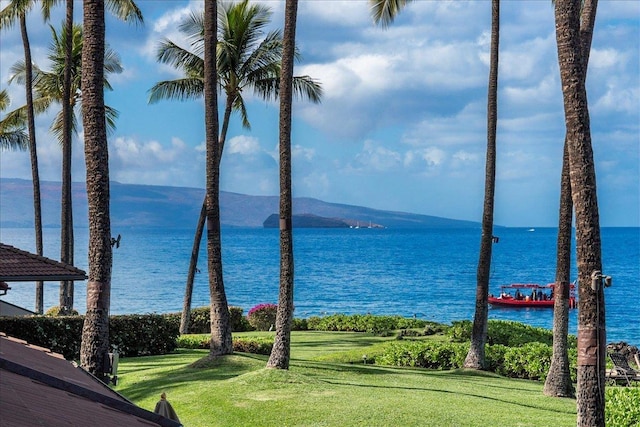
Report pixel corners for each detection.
[488,283,577,308]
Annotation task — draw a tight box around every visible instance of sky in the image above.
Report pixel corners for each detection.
[0,0,638,227]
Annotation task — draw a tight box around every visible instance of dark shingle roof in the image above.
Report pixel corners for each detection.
[0,334,182,427]
[0,243,87,282]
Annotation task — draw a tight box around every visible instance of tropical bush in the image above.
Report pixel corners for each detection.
[606,387,640,426]
[306,314,431,334]
[176,334,273,355]
[0,313,179,360]
[165,306,251,333]
[377,341,469,369]
[247,303,278,331]
[447,319,577,348]
[44,306,80,316]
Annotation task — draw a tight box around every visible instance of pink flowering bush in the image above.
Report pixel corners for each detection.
[247,303,278,331]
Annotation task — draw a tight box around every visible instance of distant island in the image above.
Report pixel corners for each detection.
[1,178,482,229]
[263,214,385,229]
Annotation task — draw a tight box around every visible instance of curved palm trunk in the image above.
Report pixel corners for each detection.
[554,0,604,424]
[544,143,574,397]
[464,0,499,370]
[267,0,298,370]
[19,14,44,314]
[545,0,597,398]
[60,0,75,314]
[204,0,232,357]
[80,0,112,383]
[180,95,233,334]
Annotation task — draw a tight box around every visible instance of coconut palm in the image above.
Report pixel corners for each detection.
[7,22,122,312]
[544,0,598,399]
[79,0,112,382]
[463,0,499,370]
[266,0,298,370]
[0,0,55,313]
[553,0,604,424]
[148,0,322,336]
[58,0,141,316]
[0,90,28,150]
[369,0,501,370]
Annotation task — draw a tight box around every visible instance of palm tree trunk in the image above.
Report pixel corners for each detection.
[19,14,44,314]
[554,0,604,424]
[544,142,575,397]
[204,0,232,356]
[80,0,112,383]
[545,0,597,398]
[180,200,206,334]
[181,97,234,334]
[60,0,75,314]
[464,0,499,370]
[267,0,298,370]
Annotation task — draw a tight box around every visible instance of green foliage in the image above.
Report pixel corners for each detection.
[164,306,252,334]
[378,341,469,369]
[291,317,308,331]
[606,387,640,427]
[0,313,179,360]
[177,334,274,355]
[499,342,553,381]
[247,303,278,331]
[306,314,430,334]
[447,319,576,348]
[110,314,179,357]
[44,306,80,316]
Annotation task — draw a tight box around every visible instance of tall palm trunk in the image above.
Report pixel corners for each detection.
[204,0,232,356]
[554,0,604,425]
[545,0,597,398]
[267,0,298,370]
[60,0,75,314]
[80,0,112,383]
[180,87,234,334]
[464,0,499,370]
[19,14,44,314]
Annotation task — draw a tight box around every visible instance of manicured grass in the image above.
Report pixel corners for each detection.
[115,331,576,427]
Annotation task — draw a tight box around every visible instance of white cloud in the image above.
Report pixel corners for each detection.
[227,135,261,155]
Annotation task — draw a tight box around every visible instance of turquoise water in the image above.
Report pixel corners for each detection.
[1,226,638,345]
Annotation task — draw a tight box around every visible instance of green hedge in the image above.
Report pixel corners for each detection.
[606,387,640,427]
[306,314,431,334]
[164,306,252,334]
[0,313,179,360]
[176,334,274,355]
[447,319,577,347]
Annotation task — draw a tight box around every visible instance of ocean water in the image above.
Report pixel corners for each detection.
[1,226,638,345]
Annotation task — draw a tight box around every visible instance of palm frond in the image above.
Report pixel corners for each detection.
[369,0,413,27]
[0,130,29,151]
[156,39,204,76]
[0,0,33,30]
[105,0,144,25]
[148,78,204,104]
[105,105,119,135]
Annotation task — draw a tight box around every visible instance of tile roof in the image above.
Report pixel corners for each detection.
[0,334,182,427]
[0,243,87,282]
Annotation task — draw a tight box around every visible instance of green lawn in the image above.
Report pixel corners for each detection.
[114,331,576,427]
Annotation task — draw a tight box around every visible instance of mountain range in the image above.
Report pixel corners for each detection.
[0,178,480,229]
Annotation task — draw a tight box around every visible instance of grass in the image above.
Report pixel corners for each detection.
[114,331,577,427]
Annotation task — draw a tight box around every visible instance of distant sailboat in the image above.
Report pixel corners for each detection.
[528,228,535,232]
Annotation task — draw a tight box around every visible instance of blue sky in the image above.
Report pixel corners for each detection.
[1,0,638,227]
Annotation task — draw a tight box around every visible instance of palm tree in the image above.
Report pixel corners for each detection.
[80,0,112,382]
[464,0,499,370]
[369,0,500,370]
[148,0,321,335]
[59,0,141,315]
[0,0,54,313]
[544,0,597,398]
[0,90,28,150]
[553,0,604,424]
[202,0,231,357]
[7,22,122,312]
[266,0,298,369]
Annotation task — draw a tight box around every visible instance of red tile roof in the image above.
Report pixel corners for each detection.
[0,334,181,427]
[0,243,87,282]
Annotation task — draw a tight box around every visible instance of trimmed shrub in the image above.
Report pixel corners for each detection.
[499,342,553,380]
[165,306,252,334]
[606,387,640,427]
[377,341,469,369]
[306,314,431,334]
[448,319,575,348]
[176,334,274,355]
[0,313,179,360]
[247,303,278,331]
[291,318,308,331]
[45,306,80,317]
